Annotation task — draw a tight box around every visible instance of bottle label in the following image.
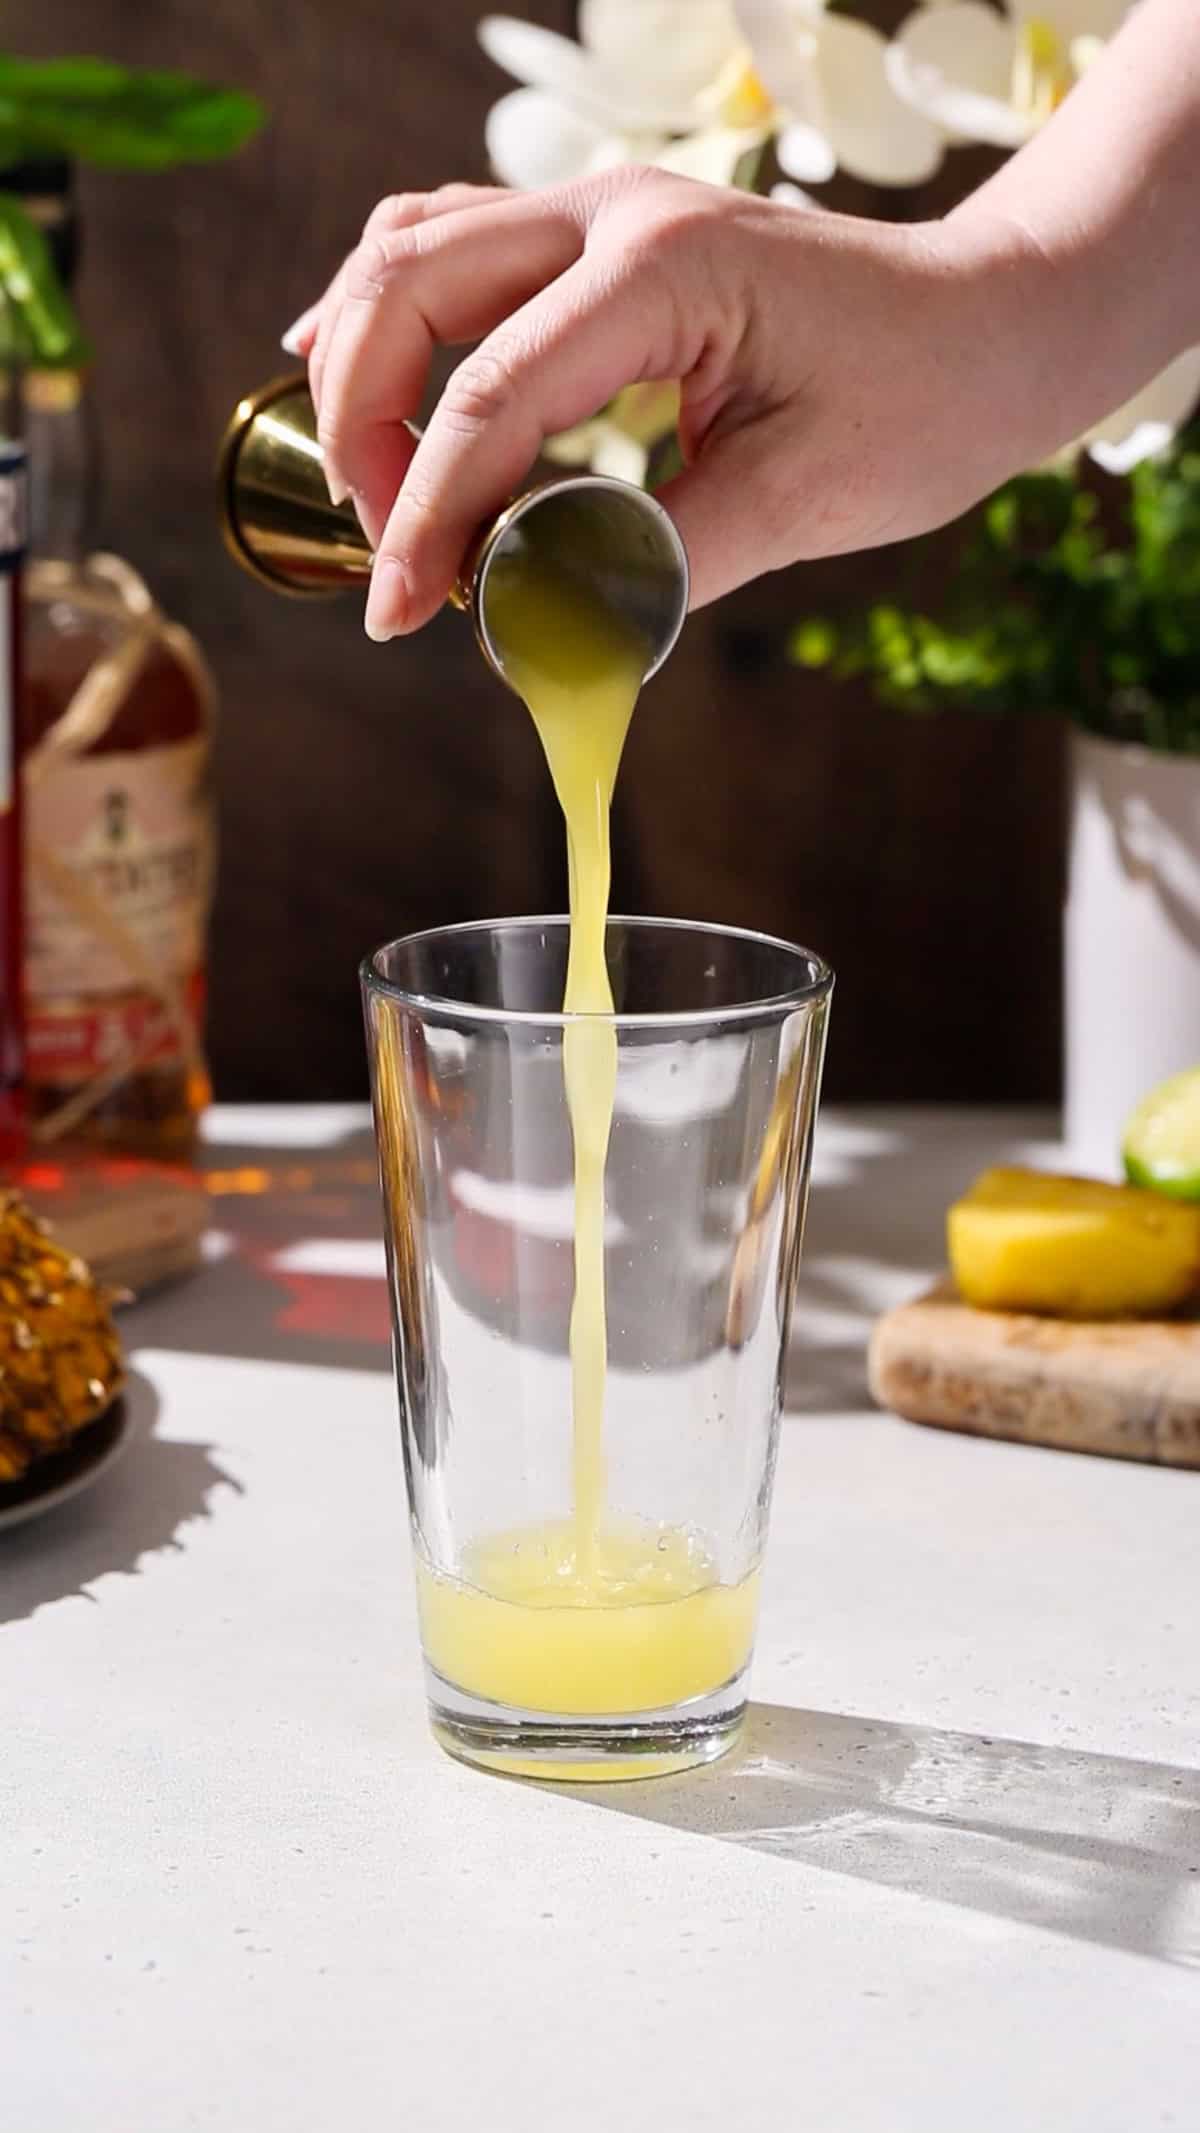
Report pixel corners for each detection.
[26,970,208,1083]
[25,735,212,1081]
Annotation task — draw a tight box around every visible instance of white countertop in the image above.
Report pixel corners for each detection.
[6,1106,1199,2130]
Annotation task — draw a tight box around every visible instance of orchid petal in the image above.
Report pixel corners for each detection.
[1083,346,1200,473]
[775,119,836,184]
[478,13,696,130]
[546,380,681,486]
[606,381,682,446]
[484,88,611,188]
[655,123,769,186]
[547,418,650,488]
[590,428,653,485]
[1008,0,1130,45]
[732,0,822,114]
[579,0,742,106]
[479,18,608,106]
[543,420,606,468]
[815,15,945,184]
[1069,34,1106,76]
[770,180,819,209]
[1087,422,1175,476]
[888,3,1034,148]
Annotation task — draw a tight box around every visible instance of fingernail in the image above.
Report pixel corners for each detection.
[365,555,411,643]
[324,463,350,509]
[281,304,319,357]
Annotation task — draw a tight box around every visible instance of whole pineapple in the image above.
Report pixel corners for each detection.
[0,1192,124,1483]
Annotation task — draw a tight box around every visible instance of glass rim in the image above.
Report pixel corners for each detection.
[361,913,833,1031]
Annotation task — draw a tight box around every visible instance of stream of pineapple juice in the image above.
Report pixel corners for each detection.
[415,548,758,1719]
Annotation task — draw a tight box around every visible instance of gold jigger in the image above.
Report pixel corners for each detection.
[217,375,690,688]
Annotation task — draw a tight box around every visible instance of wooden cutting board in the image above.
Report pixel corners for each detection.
[869,1282,1200,1469]
[13,1155,208,1298]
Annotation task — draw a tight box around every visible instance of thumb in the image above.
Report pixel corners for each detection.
[655,410,797,609]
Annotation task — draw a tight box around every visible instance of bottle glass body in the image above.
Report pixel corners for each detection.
[13,157,214,1156]
[23,552,214,1155]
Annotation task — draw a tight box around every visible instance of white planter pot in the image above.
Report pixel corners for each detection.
[1064,729,1200,1176]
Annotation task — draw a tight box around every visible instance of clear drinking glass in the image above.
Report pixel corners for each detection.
[363,917,832,1781]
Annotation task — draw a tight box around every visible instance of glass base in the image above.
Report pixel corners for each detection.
[426,1663,747,1783]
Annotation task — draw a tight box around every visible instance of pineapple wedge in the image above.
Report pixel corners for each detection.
[948,1166,1200,1319]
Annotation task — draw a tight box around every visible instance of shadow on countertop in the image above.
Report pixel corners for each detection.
[0,1369,239,1628]
[123,1107,1057,1398]
[123,1121,394,1377]
[556,1699,1200,1969]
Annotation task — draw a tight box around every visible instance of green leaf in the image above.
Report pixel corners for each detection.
[646,430,684,490]
[790,619,838,669]
[785,422,1200,750]
[0,192,89,366]
[732,139,767,193]
[0,55,265,169]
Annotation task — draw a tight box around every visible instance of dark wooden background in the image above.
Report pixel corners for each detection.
[7,0,1065,1102]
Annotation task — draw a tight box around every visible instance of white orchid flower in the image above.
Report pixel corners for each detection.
[736,0,945,185]
[887,0,1129,149]
[480,2,775,192]
[480,0,944,195]
[540,380,683,488]
[1076,347,1200,476]
[884,5,1199,468]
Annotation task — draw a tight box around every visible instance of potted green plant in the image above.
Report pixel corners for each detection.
[792,448,1200,1171]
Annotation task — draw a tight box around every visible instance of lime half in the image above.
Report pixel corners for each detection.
[1122,1067,1200,1199]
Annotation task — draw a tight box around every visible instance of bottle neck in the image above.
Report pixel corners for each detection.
[23,367,98,563]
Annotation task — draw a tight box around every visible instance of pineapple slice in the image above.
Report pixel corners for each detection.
[948,1166,1200,1319]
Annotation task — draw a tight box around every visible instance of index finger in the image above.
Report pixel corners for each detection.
[316,189,586,531]
[308,184,513,430]
[365,253,683,639]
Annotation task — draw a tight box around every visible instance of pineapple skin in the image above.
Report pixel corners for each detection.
[948,1167,1200,1320]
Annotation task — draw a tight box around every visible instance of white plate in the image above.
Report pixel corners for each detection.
[0,1401,131,1532]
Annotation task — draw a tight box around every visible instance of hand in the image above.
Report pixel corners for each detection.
[292,170,1054,641]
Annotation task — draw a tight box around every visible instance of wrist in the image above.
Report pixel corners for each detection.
[935,201,1081,468]
[943,176,1199,472]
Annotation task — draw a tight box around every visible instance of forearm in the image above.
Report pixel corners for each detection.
[950,0,1200,452]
